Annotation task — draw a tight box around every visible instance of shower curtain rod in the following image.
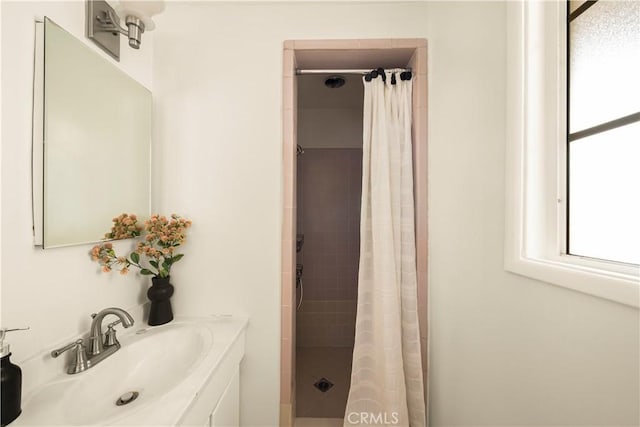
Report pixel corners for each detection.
[295,68,411,75]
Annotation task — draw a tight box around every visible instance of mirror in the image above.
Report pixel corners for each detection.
[33,18,151,248]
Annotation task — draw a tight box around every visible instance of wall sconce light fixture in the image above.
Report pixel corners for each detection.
[87,0,165,61]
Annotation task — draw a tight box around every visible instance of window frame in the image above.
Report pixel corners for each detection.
[504,1,640,308]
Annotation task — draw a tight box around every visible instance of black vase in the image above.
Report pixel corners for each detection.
[147,276,174,326]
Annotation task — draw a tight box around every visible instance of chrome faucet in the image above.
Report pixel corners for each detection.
[88,307,134,356]
[51,307,134,374]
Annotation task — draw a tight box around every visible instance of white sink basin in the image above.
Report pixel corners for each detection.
[16,316,247,426]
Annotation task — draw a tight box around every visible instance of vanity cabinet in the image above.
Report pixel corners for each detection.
[209,369,240,426]
[178,328,245,427]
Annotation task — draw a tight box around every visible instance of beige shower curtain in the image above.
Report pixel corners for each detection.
[344,70,425,427]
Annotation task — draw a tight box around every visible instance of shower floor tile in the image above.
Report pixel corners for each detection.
[296,346,353,419]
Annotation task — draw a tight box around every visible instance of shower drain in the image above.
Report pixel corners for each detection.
[314,378,334,393]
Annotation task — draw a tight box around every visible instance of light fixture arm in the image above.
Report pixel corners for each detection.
[94,9,145,49]
[95,9,128,37]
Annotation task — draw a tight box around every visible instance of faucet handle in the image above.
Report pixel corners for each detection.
[51,339,90,374]
[104,321,122,347]
[51,339,83,358]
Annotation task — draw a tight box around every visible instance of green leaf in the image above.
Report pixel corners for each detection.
[149,260,159,268]
[162,260,170,269]
[130,252,140,264]
[140,269,154,275]
[171,254,184,263]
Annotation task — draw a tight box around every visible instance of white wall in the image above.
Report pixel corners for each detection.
[153,2,638,426]
[424,3,639,426]
[0,1,154,366]
[152,3,438,425]
[298,73,363,149]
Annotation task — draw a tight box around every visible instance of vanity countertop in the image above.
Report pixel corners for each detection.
[14,315,248,426]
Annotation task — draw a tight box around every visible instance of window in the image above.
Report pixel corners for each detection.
[567,0,640,266]
[505,1,639,308]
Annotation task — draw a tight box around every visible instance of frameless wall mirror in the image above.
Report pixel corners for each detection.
[32,18,151,248]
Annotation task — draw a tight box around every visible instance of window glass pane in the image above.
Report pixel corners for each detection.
[569,122,640,265]
[569,1,640,133]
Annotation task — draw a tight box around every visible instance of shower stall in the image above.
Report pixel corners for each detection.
[294,73,363,418]
[280,39,429,426]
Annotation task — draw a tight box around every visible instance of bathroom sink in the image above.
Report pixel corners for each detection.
[15,316,247,426]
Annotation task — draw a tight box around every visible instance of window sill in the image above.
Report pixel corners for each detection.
[505,254,640,308]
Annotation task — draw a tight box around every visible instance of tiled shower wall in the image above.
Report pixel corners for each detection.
[296,148,362,348]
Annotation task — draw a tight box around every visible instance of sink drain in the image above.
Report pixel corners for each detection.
[115,391,139,406]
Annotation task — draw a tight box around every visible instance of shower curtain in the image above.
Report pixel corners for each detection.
[344,70,425,427]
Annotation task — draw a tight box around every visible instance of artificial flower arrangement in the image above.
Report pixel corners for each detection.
[90,213,192,278]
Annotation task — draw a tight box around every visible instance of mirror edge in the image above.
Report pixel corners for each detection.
[32,19,45,247]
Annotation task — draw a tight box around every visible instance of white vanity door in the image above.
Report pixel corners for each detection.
[210,368,240,427]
